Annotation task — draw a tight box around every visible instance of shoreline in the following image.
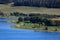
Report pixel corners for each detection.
[12,26,60,32]
[0,16,60,32]
[10,21,60,32]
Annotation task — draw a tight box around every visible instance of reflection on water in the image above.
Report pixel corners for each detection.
[0,18,60,40]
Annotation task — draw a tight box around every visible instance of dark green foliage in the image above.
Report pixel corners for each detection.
[10,12,24,16]
[24,17,30,23]
[17,17,23,23]
[10,13,14,16]
[30,17,42,23]
[54,28,57,31]
[19,13,27,17]
[45,27,48,30]
[43,19,52,26]
[0,11,4,16]
[0,0,12,4]
[29,13,40,17]
[0,0,60,8]
[9,12,60,26]
[13,12,20,16]
[13,0,60,8]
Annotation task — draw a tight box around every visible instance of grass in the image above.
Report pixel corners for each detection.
[0,4,60,15]
[12,22,60,32]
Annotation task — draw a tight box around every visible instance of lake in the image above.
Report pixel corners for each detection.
[0,18,60,40]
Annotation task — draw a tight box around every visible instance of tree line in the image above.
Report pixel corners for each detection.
[13,0,60,8]
[10,12,60,26]
[0,12,60,26]
[0,0,60,8]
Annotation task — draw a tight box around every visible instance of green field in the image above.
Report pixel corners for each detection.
[0,4,60,15]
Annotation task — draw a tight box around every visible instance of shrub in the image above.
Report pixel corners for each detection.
[0,11,4,16]
[45,27,48,30]
[54,28,57,31]
[17,17,23,23]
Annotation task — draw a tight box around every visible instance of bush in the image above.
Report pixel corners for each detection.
[0,11,4,16]
[54,29,57,31]
[10,12,20,16]
[17,17,23,23]
[45,27,48,30]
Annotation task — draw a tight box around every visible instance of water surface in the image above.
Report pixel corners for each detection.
[0,18,60,40]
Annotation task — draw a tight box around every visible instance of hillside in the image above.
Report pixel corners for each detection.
[0,0,60,8]
[0,4,60,15]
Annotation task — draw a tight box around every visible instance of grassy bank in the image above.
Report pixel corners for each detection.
[12,22,60,32]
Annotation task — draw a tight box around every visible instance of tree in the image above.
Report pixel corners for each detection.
[10,12,20,16]
[17,17,23,23]
[45,27,48,30]
[0,11,4,16]
[24,17,30,23]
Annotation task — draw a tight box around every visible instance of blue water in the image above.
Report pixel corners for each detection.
[0,18,60,40]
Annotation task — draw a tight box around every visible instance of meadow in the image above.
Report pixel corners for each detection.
[0,4,60,15]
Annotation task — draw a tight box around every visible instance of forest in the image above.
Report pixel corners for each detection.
[0,0,60,8]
